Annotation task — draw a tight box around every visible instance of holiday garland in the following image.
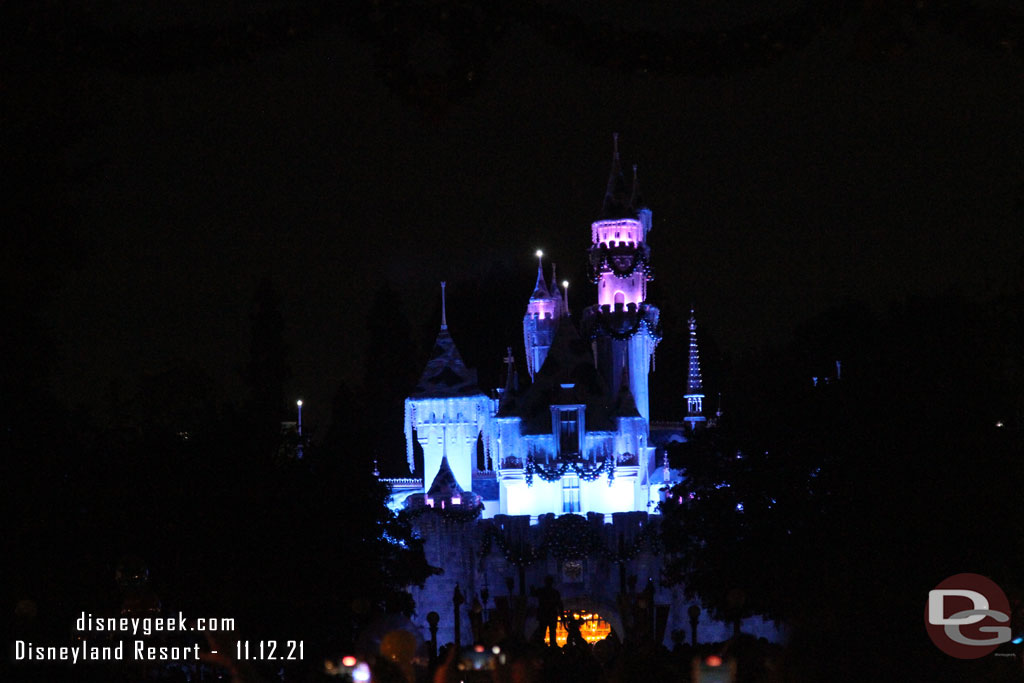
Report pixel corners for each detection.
[584,303,662,342]
[402,501,483,524]
[524,455,615,487]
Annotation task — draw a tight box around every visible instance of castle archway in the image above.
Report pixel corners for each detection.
[545,596,623,647]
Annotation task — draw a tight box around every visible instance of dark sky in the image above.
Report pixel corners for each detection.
[11,1,1024,428]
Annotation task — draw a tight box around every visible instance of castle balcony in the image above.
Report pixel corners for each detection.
[581,302,660,340]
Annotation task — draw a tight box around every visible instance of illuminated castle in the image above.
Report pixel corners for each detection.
[384,137,776,647]
[391,135,686,519]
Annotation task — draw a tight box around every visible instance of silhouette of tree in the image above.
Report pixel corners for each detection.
[661,295,1024,680]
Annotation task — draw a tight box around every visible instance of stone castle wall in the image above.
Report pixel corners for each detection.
[406,511,781,648]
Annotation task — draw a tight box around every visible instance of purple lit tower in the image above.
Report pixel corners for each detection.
[581,134,661,427]
[523,252,564,380]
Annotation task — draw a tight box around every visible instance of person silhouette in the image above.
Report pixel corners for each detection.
[534,575,563,647]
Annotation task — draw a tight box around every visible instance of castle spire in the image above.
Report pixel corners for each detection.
[600,133,632,219]
[531,250,550,299]
[684,308,706,430]
[629,163,643,210]
[498,346,518,414]
[440,281,448,330]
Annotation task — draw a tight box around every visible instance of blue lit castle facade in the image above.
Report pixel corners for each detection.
[386,138,777,647]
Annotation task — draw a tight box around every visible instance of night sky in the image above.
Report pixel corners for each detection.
[9,1,1024,430]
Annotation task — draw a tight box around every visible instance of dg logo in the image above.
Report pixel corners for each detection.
[925,573,1012,659]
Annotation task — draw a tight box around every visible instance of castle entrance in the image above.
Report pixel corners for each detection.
[544,597,623,647]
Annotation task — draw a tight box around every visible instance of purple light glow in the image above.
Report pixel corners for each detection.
[591,218,643,246]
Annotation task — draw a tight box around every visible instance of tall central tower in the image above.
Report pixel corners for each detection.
[581,135,661,423]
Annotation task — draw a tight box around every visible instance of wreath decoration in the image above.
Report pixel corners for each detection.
[588,245,652,282]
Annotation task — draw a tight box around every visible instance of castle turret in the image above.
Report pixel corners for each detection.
[684,310,706,430]
[405,283,492,492]
[523,251,564,379]
[581,135,660,424]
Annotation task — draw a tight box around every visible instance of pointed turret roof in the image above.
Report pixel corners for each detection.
[531,253,551,300]
[629,163,646,211]
[613,368,642,419]
[411,325,481,398]
[549,263,561,300]
[411,284,482,398]
[599,133,637,220]
[497,347,519,416]
[427,456,466,497]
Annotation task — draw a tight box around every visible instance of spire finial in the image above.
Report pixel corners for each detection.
[531,250,550,300]
[441,281,448,330]
[562,279,569,316]
[503,346,516,391]
[601,134,631,219]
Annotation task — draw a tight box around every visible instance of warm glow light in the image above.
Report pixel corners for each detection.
[341,656,357,667]
[705,655,723,667]
[545,612,612,647]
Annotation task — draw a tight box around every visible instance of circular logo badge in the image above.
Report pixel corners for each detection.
[925,573,1011,659]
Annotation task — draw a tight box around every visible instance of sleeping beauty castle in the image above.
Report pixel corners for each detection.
[382,137,778,648]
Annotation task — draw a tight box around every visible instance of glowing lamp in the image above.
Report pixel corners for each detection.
[562,280,568,289]
[536,249,543,258]
[705,655,723,667]
[341,656,357,667]
[353,662,371,682]
[296,399,303,406]
[452,496,461,505]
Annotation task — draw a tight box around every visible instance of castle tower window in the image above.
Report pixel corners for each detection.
[559,410,579,456]
[562,475,580,513]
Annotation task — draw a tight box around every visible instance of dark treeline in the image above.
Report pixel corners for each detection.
[2,279,435,682]
[661,278,1024,681]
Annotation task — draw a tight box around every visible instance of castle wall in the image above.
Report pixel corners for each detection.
[406,512,783,648]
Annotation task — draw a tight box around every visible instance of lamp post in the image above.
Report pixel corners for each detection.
[688,604,701,647]
[453,584,465,647]
[426,611,440,667]
[296,400,303,458]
